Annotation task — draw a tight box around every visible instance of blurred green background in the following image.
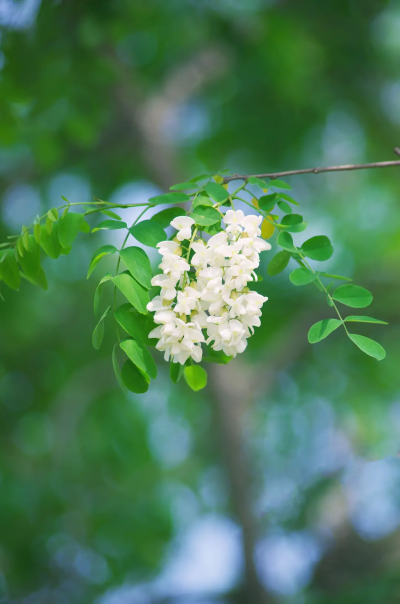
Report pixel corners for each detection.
[1,1,400,602]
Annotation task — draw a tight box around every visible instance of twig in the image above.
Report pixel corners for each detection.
[224,148,400,182]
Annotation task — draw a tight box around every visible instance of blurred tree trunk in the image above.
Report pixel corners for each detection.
[210,364,272,604]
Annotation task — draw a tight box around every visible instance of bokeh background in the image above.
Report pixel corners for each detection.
[1,1,400,602]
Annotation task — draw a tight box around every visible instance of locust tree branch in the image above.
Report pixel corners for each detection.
[224,148,400,182]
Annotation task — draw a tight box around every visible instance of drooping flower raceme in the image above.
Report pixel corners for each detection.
[147,209,271,364]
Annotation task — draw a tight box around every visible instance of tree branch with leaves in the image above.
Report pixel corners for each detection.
[0,151,395,393]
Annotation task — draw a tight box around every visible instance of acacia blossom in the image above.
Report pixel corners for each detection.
[147,210,271,364]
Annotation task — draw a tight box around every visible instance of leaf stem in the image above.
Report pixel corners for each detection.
[182,227,198,288]
[295,248,349,335]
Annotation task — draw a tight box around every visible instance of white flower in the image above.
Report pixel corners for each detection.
[207,231,228,255]
[199,266,224,281]
[174,286,201,315]
[147,295,172,313]
[241,214,262,237]
[223,210,245,237]
[151,274,179,300]
[225,257,255,290]
[156,240,181,255]
[219,319,246,344]
[245,292,268,314]
[159,254,190,281]
[148,325,162,339]
[170,216,195,241]
[191,310,208,329]
[225,293,247,318]
[191,241,209,268]
[241,313,261,332]
[153,310,177,325]
[241,236,271,255]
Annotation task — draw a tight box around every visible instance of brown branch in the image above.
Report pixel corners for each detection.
[224,148,400,182]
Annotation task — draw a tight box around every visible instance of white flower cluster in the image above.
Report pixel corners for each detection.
[147,210,271,364]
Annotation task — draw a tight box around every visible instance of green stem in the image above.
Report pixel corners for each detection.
[83,203,150,217]
[183,227,198,287]
[231,180,248,197]
[295,247,349,335]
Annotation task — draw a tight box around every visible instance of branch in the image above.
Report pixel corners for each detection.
[224,148,400,182]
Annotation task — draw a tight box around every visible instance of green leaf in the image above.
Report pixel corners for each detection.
[121,360,149,393]
[301,236,333,261]
[278,192,299,206]
[191,205,221,226]
[204,182,229,203]
[348,334,386,361]
[40,223,69,259]
[80,220,91,233]
[120,339,157,380]
[17,236,47,290]
[0,249,20,290]
[277,232,297,253]
[281,214,302,226]
[189,173,213,182]
[92,306,111,350]
[101,209,122,220]
[113,272,149,314]
[114,303,156,346]
[152,207,185,229]
[17,238,24,257]
[319,273,352,282]
[248,176,268,189]
[280,214,307,233]
[129,220,166,248]
[267,250,291,276]
[192,196,214,210]
[278,200,292,214]
[203,348,232,364]
[87,245,117,279]
[308,319,343,343]
[149,192,190,205]
[46,216,53,234]
[92,219,127,232]
[22,226,30,251]
[94,273,113,317]
[169,182,199,191]
[170,362,184,384]
[269,179,291,190]
[58,212,84,248]
[258,193,278,212]
[112,344,127,393]
[289,268,319,286]
[48,208,58,222]
[345,315,388,325]
[184,365,207,391]
[119,246,152,289]
[332,284,373,308]
[203,221,221,236]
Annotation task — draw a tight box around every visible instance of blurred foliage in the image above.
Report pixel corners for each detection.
[0,0,400,602]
